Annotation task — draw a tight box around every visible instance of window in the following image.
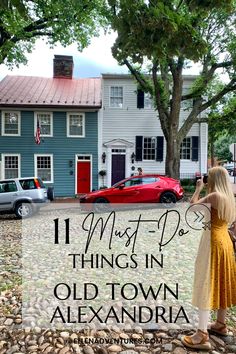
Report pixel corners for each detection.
[2,154,20,179]
[180,137,191,159]
[67,113,85,137]
[77,156,91,160]
[110,86,123,108]
[136,136,164,162]
[35,113,53,136]
[137,90,154,109]
[143,137,156,160]
[0,181,17,193]
[144,93,154,109]
[2,111,20,136]
[35,155,53,183]
[181,87,195,110]
[124,178,142,187]
[19,178,45,190]
[141,177,158,184]
[112,149,126,153]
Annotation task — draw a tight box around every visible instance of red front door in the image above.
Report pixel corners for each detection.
[77,161,91,194]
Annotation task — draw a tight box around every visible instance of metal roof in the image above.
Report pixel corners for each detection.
[0,75,102,108]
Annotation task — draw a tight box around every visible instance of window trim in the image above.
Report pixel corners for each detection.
[34,112,53,137]
[109,86,124,109]
[1,111,21,136]
[143,136,157,161]
[34,154,54,183]
[180,137,192,160]
[2,153,21,179]
[66,112,85,138]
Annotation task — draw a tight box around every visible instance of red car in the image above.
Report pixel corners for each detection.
[80,175,184,208]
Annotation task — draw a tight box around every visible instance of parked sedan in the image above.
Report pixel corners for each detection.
[80,175,184,208]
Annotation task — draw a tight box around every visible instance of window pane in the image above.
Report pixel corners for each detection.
[69,115,83,136]
[0,181,17,193]
[4,113,19,134]
[4,156,19,178]
[37,156,52,181]
[144,93,154,109]
[38,114,51,135]
[110,86,123,107]
[20,179,37,190]
[142,177,157,184]
[180,138,191,159]
[143,137,156,160]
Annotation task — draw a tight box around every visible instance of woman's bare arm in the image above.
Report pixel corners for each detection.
[190,179,219,209]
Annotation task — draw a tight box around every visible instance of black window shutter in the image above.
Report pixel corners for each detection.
[191,136,199,161]
[135,136,143,161]
[156,136,164,161]
[137,89,144,109]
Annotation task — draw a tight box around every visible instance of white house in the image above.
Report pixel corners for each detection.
[98,74,208,188]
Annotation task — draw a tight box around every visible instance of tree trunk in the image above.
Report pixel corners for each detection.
[210,140,215,167]
[165,137,181,180]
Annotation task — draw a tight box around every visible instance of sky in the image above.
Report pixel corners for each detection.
[0,32,128,80]
[0,32,202,80]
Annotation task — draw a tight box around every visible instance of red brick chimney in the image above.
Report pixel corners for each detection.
[53,55,74,79]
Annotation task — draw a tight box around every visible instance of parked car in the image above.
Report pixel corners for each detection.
[0,177,54,218]
[80,174,184,210]
[223,163,236,175]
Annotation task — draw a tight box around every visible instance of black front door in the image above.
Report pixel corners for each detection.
[112,154,125,185]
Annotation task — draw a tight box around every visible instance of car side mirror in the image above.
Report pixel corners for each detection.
[118,184,125,189]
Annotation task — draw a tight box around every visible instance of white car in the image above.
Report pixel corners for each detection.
[0,177,54,218]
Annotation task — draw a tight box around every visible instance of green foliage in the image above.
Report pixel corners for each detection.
[0,0,108,67]
[208,87,236,141]
[180,178,196,186]
[110,0,209,63]
[186,0,233,11]
[214,134,234,162]
[182,185,196,193]
[108,0,236,178]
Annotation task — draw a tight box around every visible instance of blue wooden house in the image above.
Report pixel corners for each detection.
[0,55,101,197]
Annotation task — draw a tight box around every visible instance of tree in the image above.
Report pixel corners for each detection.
[214,134,233,163]
[0,0,108,67]
[208,85,236,165]
[108,0,236,179]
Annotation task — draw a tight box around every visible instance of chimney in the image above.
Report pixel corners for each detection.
[53,55,74,79]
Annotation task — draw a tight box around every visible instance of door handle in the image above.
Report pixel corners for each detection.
[13,193,18,196]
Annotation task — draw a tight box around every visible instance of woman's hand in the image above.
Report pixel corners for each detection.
[190,177,205,203]
[196,178,205,192]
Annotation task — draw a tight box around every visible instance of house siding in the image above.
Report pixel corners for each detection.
[100,76,208,187]
[0,110,98,196]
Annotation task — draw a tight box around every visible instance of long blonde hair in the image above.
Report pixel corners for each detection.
[207,166,236,223]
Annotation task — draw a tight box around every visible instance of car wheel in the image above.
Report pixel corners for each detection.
[15,203,33,219]
[94,198,110,213]
[160,192,177,204]
[47,187,54,201]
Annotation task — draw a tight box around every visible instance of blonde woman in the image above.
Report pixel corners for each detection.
[182,166,236,350]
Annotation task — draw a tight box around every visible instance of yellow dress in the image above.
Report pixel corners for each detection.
[192,208,236,310]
